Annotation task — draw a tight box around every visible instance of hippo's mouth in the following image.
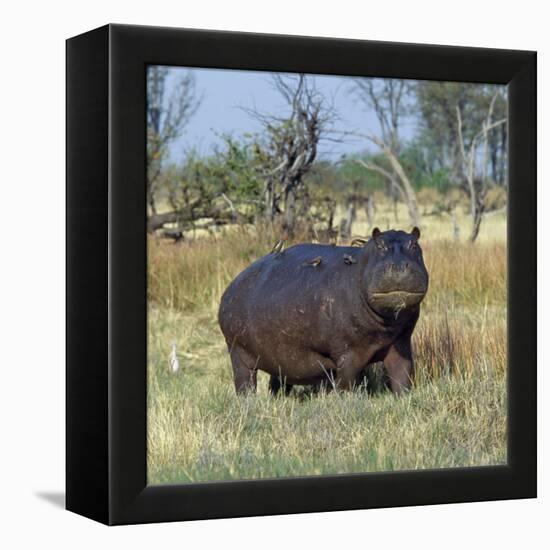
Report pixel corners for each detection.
[368,289,427,317]
[371,290,425,299]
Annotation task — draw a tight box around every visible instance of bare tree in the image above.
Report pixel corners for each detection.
[353,78,408,154]
[357,136,420,226]
[245,74,335,233]
[415,82,508,189]
[351,78,420,226]
[147,67,201,216]
[456,93,506,242]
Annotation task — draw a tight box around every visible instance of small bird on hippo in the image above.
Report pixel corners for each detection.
[218,227,429,396]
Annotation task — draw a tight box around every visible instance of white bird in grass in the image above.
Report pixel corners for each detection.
[169,341,180,373]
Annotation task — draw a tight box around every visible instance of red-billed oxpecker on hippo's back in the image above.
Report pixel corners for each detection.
[218,227,429,395]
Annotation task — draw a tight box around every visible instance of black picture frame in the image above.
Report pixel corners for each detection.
[66,23,536,526]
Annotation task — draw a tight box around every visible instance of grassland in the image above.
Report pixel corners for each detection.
[147,205,507,484]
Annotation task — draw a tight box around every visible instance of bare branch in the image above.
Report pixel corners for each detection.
[241,74,336,231]
[147,67,201,216]
[455,92,507,241]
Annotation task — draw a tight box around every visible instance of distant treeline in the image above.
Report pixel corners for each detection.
[147,68,507,242]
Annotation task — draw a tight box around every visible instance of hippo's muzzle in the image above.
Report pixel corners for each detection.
[366,259,428,317]
[369,290,426,315]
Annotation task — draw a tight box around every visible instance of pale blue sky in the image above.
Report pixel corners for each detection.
[161,66,419,163]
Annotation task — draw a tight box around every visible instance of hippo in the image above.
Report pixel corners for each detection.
[218,227,429,396]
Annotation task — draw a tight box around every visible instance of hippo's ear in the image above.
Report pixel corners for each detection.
[372,227,381,240]
[411,226,421,240]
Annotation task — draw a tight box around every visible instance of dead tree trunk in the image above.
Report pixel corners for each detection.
[470,195,485,243]
[244,74,332,235]
[456,93,506,242]
[327,198,336,232]
[372,136,419,226]
[340,183,359,239]
[341,196,356,239]
[364,195,375,228]
[264,177,275,221]
[283,186,297,233]
[354,157,418,226]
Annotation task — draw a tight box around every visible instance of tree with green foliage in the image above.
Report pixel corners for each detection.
[413,81,507,241]
[414,82,507,187]
[147,138,262,234]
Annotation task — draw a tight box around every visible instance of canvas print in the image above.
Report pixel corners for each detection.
[146,66,507,484]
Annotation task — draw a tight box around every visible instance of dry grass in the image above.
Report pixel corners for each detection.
[147,208,507,484]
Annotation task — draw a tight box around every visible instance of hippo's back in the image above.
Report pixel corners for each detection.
[218,243,360,341]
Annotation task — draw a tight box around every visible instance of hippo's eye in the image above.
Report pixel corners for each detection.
[408,241,418,251]
[376,241,388,251]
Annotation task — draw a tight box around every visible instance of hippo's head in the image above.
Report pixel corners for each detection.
[362,227,429,319]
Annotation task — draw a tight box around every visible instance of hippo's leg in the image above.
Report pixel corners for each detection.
[334,367,362,390]
[268,374,293,396]
[383,337,414,395]
[361,362,386,394]
[229,345,259,394]
[334,352,365,391]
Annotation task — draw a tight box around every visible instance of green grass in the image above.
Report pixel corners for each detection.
[147,309,506,484]
[147,209,507,484]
